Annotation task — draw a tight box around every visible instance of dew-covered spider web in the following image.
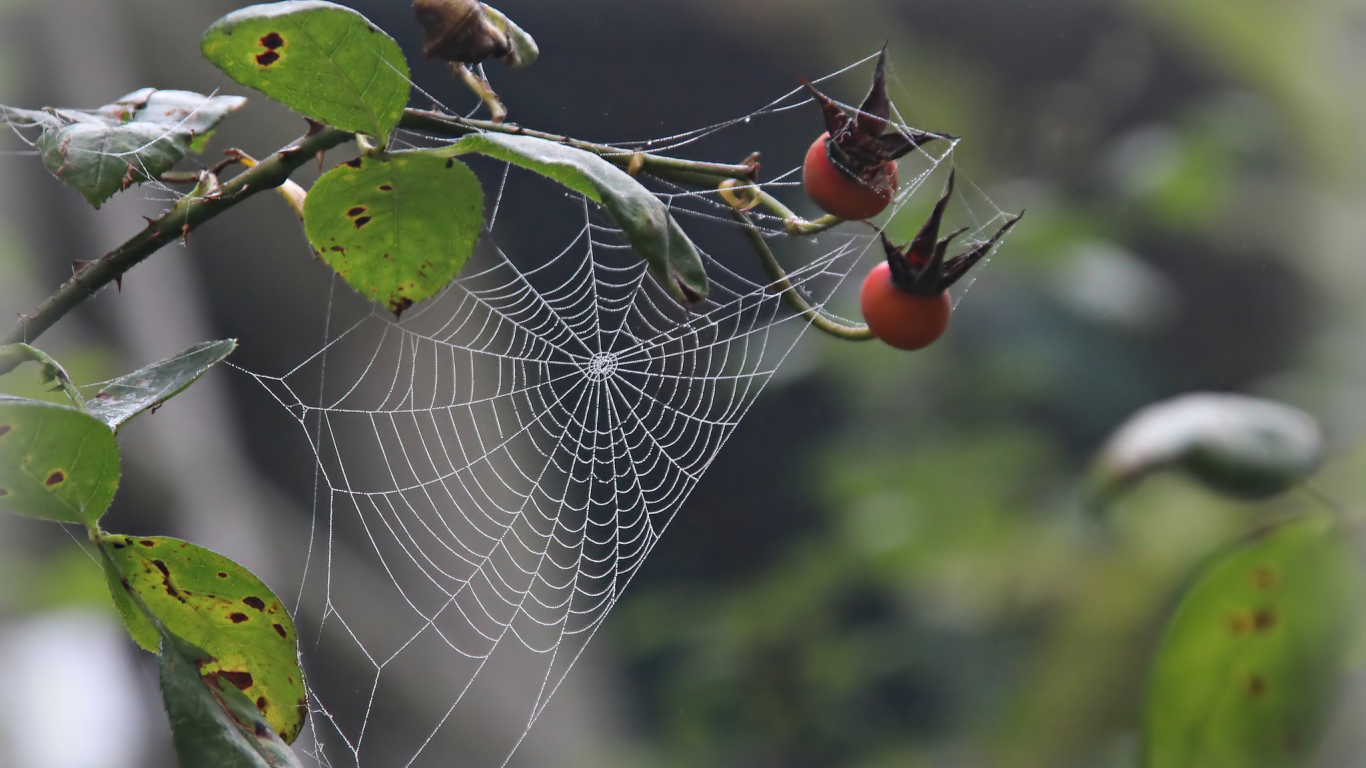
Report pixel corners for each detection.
[243,54,1017,768]
[8,52,1015,768]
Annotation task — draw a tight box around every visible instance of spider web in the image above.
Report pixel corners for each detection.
[252,57,1015,768]
[6,54,1015,768]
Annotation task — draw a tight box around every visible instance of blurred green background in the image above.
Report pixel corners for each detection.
[3,0,1366,766]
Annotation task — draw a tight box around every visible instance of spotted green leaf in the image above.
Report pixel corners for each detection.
[0,397,119,526]
[1144,515,1361,768]
[304,151,483,315]
[438,133,709,304]
[201,1,410,141]
[86,339,237,432]
[159,628,304,768]
[102,535,306,743]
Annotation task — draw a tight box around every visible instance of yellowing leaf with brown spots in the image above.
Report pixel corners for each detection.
[101,535,306,744]
[303,150,484,316]
[1144,515,1363,768]
[0,396,119,526]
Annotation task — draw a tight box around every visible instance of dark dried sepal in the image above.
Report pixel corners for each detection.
[879,127,954,161]
[882,170,1023,295]
[805,79,852,141]
[413,0,512,65]
[804,48,949,184]
[905,169,956,269]
[940,213,1022,289]
[856,47,891,136]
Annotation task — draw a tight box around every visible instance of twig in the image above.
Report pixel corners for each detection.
[400,109,757,180]
[399,109,843,235]
[730,210,873,342]
[454,64,507,123]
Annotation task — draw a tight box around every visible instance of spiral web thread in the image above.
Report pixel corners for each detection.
[4,54,1015,768]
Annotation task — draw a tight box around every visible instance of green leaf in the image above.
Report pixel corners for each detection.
[304,150,484,315]
[0,397,119,526]
[1089,393,1323,504]
[201,1,410,141]
[101,535,306,743]
[439,133,709,304]
[159,628,304,768]
[33,90,245,208]
[1144,515,1361,768]
[86,339,238,432]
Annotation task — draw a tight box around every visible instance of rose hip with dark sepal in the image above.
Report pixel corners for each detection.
[860,171,1023,350]
[802,49,951,221]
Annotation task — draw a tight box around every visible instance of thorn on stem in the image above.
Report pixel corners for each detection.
[211,150,251,176]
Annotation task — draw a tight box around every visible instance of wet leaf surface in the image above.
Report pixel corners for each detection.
[97,88,247,153]
[86,339,238,432]
[32,90,244,207]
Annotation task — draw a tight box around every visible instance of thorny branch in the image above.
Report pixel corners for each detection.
[4,126,352,347]
[7,108,851,348]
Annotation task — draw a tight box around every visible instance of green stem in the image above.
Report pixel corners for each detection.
[731,210,873,342]
[400,110,843,233]
[4,126,352,347]
[753,191,843,236]
[401,109,758,180]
